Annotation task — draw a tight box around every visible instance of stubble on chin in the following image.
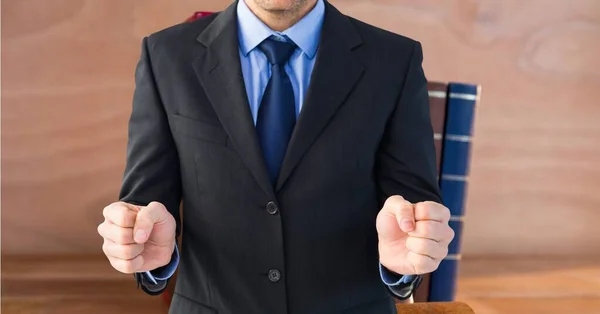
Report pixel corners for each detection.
[250,0,310,15]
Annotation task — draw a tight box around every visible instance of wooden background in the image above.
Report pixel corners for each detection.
[2,0,600,257]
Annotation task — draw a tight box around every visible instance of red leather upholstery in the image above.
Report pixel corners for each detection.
[185,11,214,22]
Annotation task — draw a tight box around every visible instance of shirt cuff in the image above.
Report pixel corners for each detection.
[142,243,179,284]
[379,263,415,286]
[135,272,168,295]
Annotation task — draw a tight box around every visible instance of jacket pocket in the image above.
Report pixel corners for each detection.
[169,292,218,314]
[169,114,228,146]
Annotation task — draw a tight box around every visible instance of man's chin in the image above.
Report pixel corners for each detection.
[253,0,307,12]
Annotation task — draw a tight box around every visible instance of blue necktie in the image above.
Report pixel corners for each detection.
[256,37,297,184]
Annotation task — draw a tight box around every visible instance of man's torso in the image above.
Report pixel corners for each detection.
[141,2,420,313]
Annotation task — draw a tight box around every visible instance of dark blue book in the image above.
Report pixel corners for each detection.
[428,83,480,302]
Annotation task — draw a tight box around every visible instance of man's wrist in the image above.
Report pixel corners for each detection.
[135,272,168,295]
[387,275,423,300]
[379,263,422,300]
[139,242,179,286]
[379,263,416,286]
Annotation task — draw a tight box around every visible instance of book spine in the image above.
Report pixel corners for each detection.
[428,83,479,302]
[427,82,449,172]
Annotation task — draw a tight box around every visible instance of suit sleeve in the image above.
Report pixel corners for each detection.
[375,41,442,298]
[119,37,182,294]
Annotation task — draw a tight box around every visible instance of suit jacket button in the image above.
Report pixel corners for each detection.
[266,201,279,215]
[268,269,281,282]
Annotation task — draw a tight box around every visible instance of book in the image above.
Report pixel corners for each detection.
[428,83,480,302]
[427,82,449,172]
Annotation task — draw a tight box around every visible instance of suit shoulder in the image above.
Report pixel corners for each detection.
[144,13,219,50]
[347,16,419,52]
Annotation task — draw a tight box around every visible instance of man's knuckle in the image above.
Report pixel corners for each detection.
[116,258,136,273]
[391,195,404,202]
[443,207,451,219]
[116,229,130,243]
[412,239,427,253]
[386,195,405,207]
[109,258,122,272]
[420,221,433,235]
[102,205,111,219]
[423,239,434,252]
[448,227,456,240]
[428,259,440,272]
[167,214,176,226]
[117,246,131,258]
[114,212,128,226]
[102,242,110,255]
[440,246,449,258]
[122,262,134,273]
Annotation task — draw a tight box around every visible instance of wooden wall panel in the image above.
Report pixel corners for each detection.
[2,0,600,255]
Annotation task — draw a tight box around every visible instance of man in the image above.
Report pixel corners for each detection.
[97,0,454,313]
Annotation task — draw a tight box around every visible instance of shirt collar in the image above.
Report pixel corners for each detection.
[237,0,324,59]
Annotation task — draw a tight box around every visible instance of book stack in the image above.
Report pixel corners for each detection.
[428,82,480,301]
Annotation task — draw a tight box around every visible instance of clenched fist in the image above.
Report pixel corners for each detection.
[377,196,454,275]
[97,201,176,274]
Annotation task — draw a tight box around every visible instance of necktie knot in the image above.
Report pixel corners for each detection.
[259,37,297,66]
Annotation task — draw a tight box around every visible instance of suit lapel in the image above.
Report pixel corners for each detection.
[193,2,275,198]
[275,3,365,191]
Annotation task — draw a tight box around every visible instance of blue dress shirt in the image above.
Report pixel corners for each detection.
[142,0,416,293]
[236,0,322,123]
